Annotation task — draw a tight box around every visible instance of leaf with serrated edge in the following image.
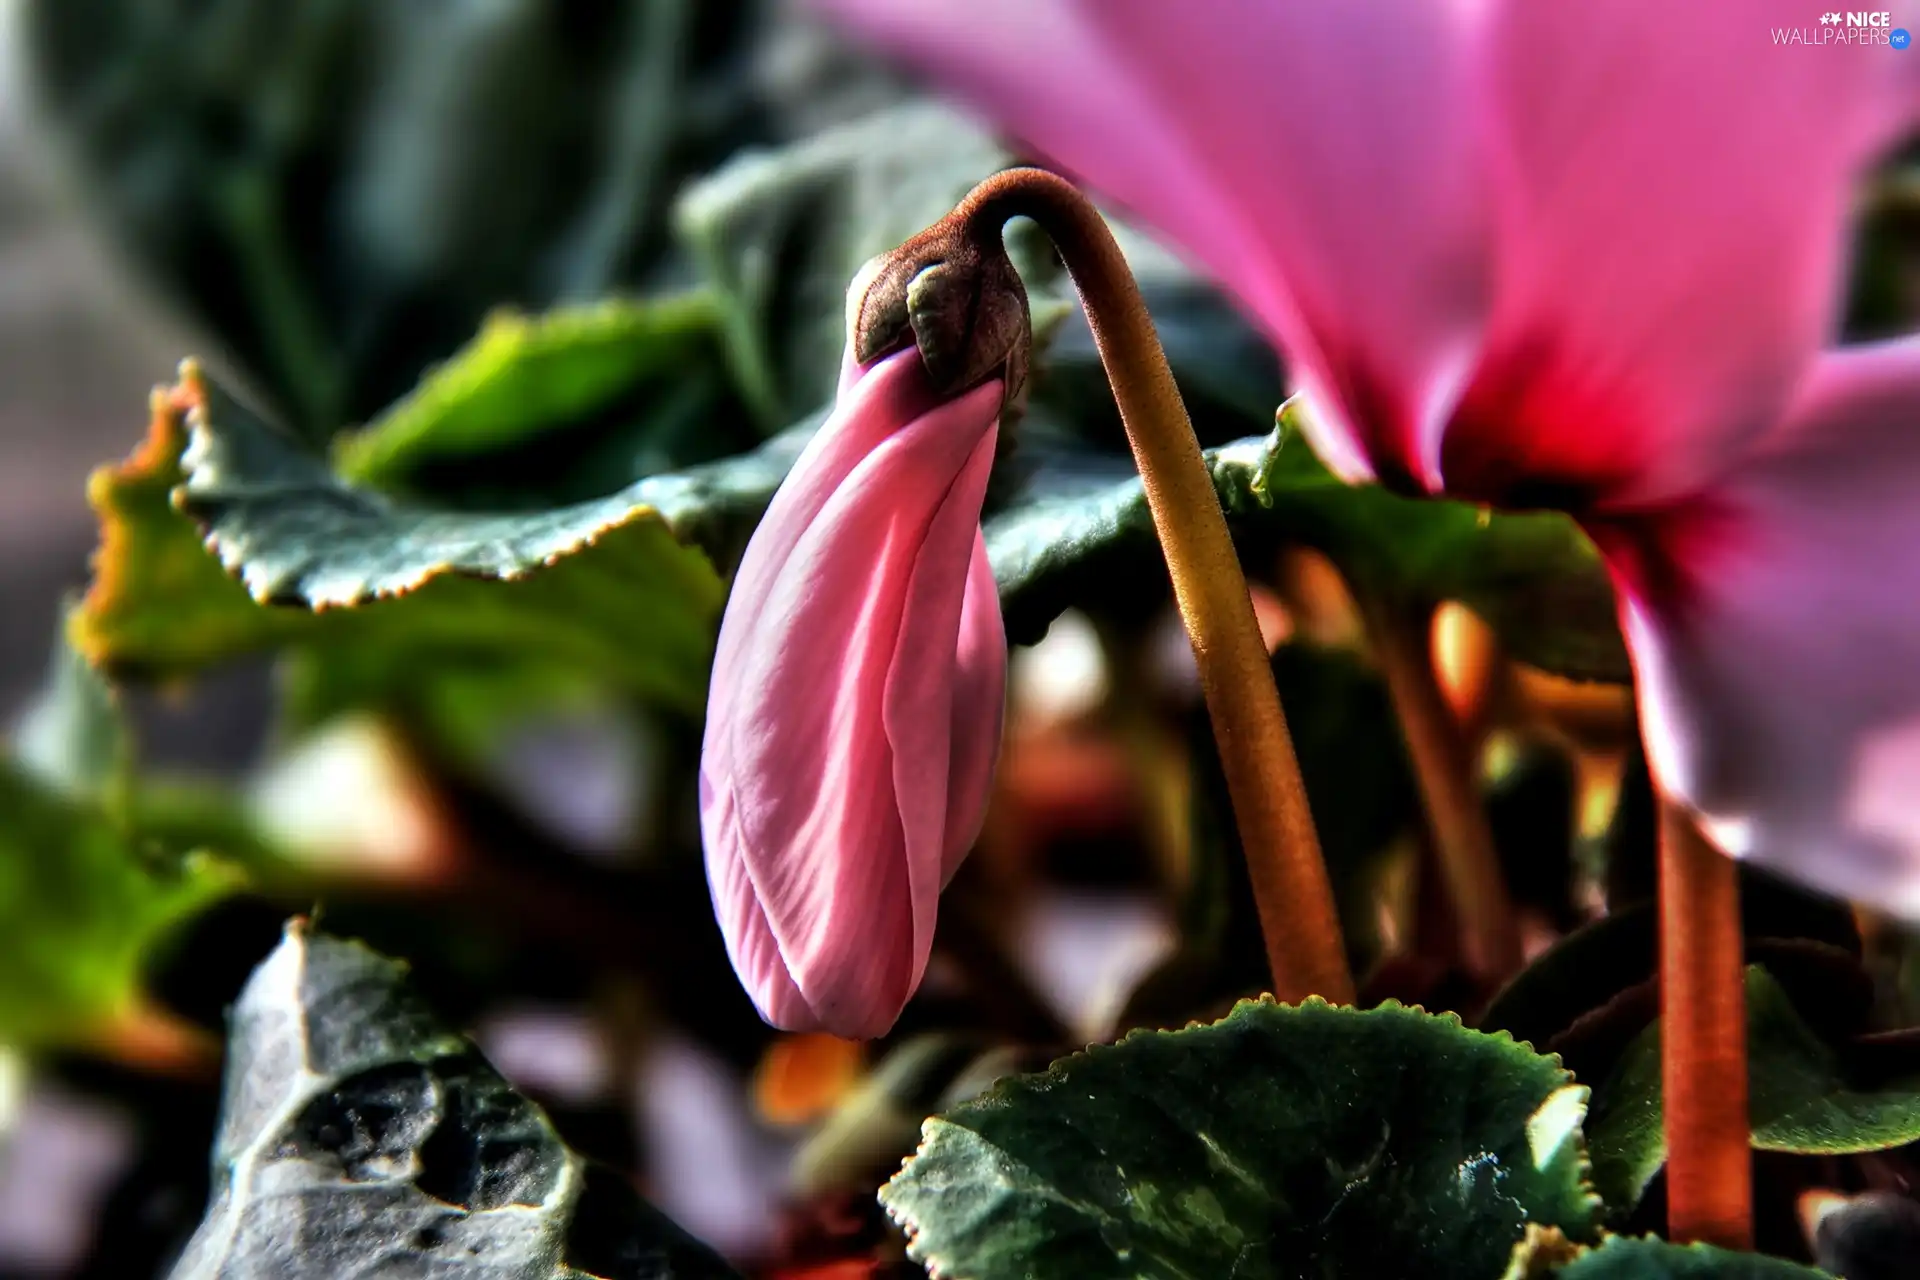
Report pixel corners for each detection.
[77,364,734,712]
[169,921,740,1279]
[72,383,305,679]
[1505,1233,1833,1279]
[1586,966,1920,1216]
[882,997,1601,1280]
[84,367,1622,698]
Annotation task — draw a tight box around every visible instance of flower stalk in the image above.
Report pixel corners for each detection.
[860,168,1352,1004]
[1659,800,1752,1249]
[1364,596,1523,984]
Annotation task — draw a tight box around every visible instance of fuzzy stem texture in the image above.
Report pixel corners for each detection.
[959,168,1353,1003]
[1659,800,1753,1249]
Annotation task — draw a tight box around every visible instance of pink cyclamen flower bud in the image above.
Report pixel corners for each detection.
[699,340,1007,1039]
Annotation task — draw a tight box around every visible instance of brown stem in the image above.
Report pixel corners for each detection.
[958,169,1352,1003]
[1659,800,1753,1248]
[1366,598,1523,983]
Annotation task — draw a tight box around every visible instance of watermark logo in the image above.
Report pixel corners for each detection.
[1775,9,1907,43]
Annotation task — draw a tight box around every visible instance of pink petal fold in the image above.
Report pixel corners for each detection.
[1590,337,1920,915]
[700,349,1007,1038]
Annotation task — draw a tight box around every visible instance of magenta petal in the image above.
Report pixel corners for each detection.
[701,350,1007,1037]
[1447,0,1911,507]
[806,0,1492,489]
[1591,338,1920,916]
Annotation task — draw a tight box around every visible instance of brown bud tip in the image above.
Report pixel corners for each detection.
[848,208,1031,413]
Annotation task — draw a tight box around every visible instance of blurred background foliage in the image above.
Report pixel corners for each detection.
[0,1,1915,1277]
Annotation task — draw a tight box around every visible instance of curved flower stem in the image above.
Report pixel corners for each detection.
[960,168,1353,1004]
[1363,596,1523,984]
[1659,800,1752,1249]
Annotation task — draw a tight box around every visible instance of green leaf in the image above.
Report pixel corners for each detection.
[12,614,129,797]
[333,294,743,501]
[281,651,605,773]
[126,779,292,885]
[1257,406,1624,680]
[17,612,288,886]
[77,364,729,713]
[72,385,309,680]
[673,101,1269,453]
[291,414,816,761]
[1479,881,1862,1067]
[22,0,781,437]
[675,100,1047,426]
[167,921,741,1279]
[988,413,1628,679]
[881,998,1601,1280]
[1586,967,1920,1216]
[1508,1234,1832,1279]
[0,761,239,1048]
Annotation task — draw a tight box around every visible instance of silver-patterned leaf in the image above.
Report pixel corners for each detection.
[169,921,740,1280]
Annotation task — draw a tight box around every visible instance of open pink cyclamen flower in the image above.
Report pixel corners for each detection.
[813,0,1920,912]
[700,341,1006,1039]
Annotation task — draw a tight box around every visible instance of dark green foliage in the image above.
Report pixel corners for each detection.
[883,999,1600,1280]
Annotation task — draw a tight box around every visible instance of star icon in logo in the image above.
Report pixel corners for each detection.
[1822,10,1843,22]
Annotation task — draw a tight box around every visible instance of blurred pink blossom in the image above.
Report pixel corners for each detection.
[813,0,1920,911]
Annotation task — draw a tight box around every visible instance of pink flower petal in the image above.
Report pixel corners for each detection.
[1446,0,1912,508]
[883,434,1003,998]
[806,0,1492,489]
[939,532,1006,886]
[816,0,1920,511]
[701,349,1007,1037]
[1590,337,1920,916]
[700,774,815,1028]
